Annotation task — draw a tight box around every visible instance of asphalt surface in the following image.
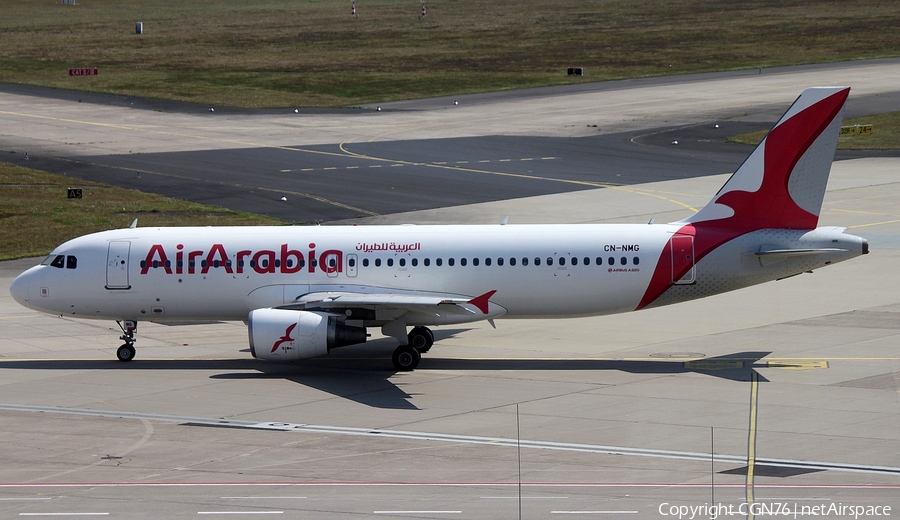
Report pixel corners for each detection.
[3,76,899,223]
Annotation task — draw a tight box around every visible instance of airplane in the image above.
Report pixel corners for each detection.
[9,87,868,371]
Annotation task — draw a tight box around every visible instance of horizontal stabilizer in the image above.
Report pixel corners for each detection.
[745,248,848,257]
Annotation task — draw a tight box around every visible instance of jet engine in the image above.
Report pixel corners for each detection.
[248,309,367,361]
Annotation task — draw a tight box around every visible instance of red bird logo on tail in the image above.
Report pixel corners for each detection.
[271,323,297,353]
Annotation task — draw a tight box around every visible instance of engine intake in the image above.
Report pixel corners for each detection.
[248,309,367,361]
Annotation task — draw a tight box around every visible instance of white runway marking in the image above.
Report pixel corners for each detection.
[2,403,900,477]
[373,512,460,515]
[197,513,283,515]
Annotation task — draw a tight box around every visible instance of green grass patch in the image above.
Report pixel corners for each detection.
[1,0,900,107]
[0,162,284,260]
[726,112,900,150]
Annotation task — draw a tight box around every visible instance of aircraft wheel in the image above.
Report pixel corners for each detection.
[392,344,421,371]
[408,326,434,353]
[117,344,136,362]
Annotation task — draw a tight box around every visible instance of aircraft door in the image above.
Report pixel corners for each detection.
[106,241,131,290]
[670,235,696,285]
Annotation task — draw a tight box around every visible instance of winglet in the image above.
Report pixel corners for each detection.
[468,290,497,314]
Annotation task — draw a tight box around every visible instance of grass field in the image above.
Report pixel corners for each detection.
[727,112,900,150]
[0,162,284,260]
[1,0,900,107]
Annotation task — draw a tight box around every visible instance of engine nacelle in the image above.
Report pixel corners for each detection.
[248,309,367,361]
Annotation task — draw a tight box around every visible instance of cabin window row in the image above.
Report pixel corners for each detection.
[356,256,640,268]
[140,255,640,270]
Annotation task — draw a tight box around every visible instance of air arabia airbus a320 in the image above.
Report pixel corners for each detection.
[9,87,868,370]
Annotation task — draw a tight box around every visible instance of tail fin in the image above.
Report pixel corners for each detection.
[681,86,849,231]
[637,87,850,311]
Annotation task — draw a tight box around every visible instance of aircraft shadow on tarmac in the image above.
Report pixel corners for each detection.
[0,341,770,409]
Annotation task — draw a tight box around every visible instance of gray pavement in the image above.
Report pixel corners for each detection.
[3,60,900,223]
[1,63,900,517]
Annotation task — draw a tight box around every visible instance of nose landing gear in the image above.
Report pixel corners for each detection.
[116,320,137,362]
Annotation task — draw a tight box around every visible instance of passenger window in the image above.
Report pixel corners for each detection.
[584,257,590,265]
[633,257,640,265]
[558,257,565,266]
[437,258,443,266]
[424,258,430,266]
[50,255,65,268]
[510,257,516,266]
[596,257,602,265]
[449,258,455,266]
[412,258,418,267]
[388,258,394,267]
[571,257,577,266]
[472,258,479,266]
[399,258,406,267]
[375,258,382,267]
[522,257,528,266]
[363,258,370,267]
[349,258,356,267]
[485,258,491,266]
[608,257,614,265]
[497,257,504,266]
[621,257,627,265]
[461,258,468,266]
[547,257,553,266]
[66,255,77,269]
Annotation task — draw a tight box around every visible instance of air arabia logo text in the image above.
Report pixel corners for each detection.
[139,243,343,275]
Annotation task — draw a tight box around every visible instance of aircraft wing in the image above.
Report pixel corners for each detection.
[278,289,504,323]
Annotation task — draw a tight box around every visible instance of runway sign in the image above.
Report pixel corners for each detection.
[69,68,99,76]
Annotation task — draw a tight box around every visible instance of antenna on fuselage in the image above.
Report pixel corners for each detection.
[500,216,509,225]
[129,218,138,229]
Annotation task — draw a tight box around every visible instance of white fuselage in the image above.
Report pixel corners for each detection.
[10,223,866,324]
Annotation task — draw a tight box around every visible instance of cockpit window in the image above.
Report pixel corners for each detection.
[41,254,75,269]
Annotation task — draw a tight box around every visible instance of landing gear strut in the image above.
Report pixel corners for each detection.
[116,320,137,362]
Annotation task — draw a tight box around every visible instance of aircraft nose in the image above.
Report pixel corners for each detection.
[9,271,30,308]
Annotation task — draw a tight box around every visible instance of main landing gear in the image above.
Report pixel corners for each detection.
[116,320,137,362]
[390,326,435,371]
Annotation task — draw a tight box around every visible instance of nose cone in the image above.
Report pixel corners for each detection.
[9,270,31,309]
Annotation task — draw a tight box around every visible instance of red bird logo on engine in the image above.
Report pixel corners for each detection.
[271,323,297,353]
